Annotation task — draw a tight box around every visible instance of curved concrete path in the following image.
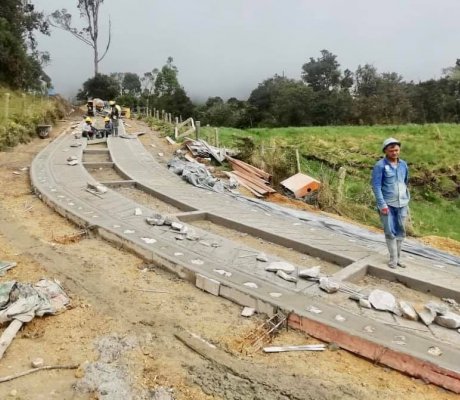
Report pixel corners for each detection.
[30,123,460,393]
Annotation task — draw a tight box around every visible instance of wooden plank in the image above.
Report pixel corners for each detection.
[232,174,269,196]
[231,170,276,193]
[226,156,271,181]
[166,136,176,145]
[228,159,266,181]
[224,172,264,197]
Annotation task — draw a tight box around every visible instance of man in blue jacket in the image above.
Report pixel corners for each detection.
[371,138,410,269]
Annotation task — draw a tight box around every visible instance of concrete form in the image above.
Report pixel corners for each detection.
[30,123,460,393]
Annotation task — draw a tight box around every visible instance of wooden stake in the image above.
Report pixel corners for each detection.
[0,320,23,360]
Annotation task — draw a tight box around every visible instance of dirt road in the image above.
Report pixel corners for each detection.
[0,117,456,399]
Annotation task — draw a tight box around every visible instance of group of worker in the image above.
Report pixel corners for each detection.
[83,100,121,140]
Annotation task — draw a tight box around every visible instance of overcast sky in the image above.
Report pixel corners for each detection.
[33,0,460,101]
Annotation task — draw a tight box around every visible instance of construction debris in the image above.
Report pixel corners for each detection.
[368,289,398,313]
[399,301,418,321]
[263,344,326,353]
[0,279,69,359]
[184,139,225,164]
[265,261,295,273]
[87,182,107,194]
[280,172,321,199]
[226,155,275,197]
[67,156,79,166]
[435,312,460,329]
[241,307,256,317]
[276,270,297,283]
[238,312,287,354]
[298,266,321,280]
[256,252,268,262]
[319,277,340,294]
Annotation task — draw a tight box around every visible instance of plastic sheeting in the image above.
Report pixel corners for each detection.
[0,279,69,323]
[168,157,229,193]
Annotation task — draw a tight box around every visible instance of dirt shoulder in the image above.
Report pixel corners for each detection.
[0,117,456,399]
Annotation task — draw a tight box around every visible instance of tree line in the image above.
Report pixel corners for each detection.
[80,50,460,128]
[0,0,50,91]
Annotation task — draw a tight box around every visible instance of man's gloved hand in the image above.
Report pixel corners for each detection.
[380,206,389,215]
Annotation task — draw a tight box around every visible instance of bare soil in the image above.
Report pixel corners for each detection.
[0,117,456,399]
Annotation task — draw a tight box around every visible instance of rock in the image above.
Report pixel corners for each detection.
[318,277,340,294]
[298,266,321,280]
[417,307,436,326]
[425,301,449,315]
[276,270,298,283]
[368,289,397,313]
[269,292,282,298]
[141,237,156,244]
[67,159,79,166]
[241,307,256,317]
[256,252,268,262]
[186,230,200,241]
[213,269,232,278]
[134,207,143,216]
[243,282,258,289]
[67,155,78,162]
[146,214,165,226]
[265,261,295,274]
[427,346,443,356]
[399,301,418,321]
[163,216,174,226]
[435,312,460,329]
[335,314,346,322]
[171,222,184,231]
[31,357,44,368]
[359,298,372,309]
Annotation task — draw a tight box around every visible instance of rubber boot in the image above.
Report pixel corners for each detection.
[396,239,406,268]
[386,238,398,269]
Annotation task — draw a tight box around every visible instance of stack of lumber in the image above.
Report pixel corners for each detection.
[225,156,275,197]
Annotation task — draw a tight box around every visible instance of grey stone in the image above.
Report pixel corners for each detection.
[256,252,268,262]
[399,301,418,321]
[427,346,443,356]
[276,270,298,283]
[298,266,321,280]
[265,261,295,274]
[425,301,449,315]
[171,222,184,231]
[368,289,397,313]
[417,308,436,326]
[31,357,44,368]
[241,307,256,317]
[146,214,165,226]
[359,298,372,309]
[134,207,142,216]
[318,277,340,294]
[435,312,460,329]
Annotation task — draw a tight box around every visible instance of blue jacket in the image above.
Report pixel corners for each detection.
[371,158,410,210]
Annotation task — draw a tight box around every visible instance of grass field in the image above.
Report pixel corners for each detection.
[198,124,460,241]
[0,87,67,150]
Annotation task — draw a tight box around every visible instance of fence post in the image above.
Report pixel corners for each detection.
[214,128,219,147]
[179,115,183,123]
[4,93,10,120]
[21,93,27,116]
[336,166,347,204]
[195,121,201,140]
[295,149,301,173]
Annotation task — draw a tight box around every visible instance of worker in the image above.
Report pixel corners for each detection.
[371,137,410,269]
[109,100,121,136]
[103,116,113,137]
[82,117,97,140]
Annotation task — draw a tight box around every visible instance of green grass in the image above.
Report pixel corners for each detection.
[200,124,460,241]
[0,87,67,150]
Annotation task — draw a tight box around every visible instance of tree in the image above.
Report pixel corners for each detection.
[301,50,341,92]
[0,0,50,90]
[248,75,314,127]
[154,57,180,96]
[122,72,141,95]
[49,1,111,76]
[77,73,119,100]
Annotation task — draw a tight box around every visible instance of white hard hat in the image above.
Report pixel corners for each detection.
[382,137,401,152]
